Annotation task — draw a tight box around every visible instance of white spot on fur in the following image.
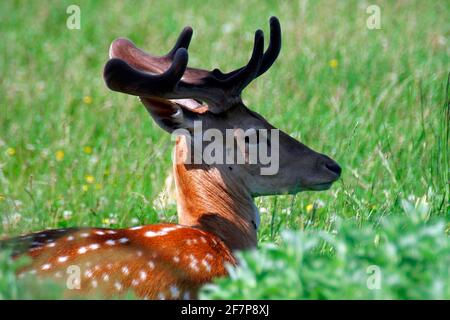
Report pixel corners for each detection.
[67,236,74,241]
[139,270,147,281]
[78,247,87,254]
[89,243,100,250]
[144,231,159,237]
[118,237,129,244]
[129,226,142,230]
[161,226,179,232]
[173,256,180,263]
[58,256,68,263]
[121,266,129,275]
[188,254,199,272]
[85,270,93,278]
[80,232,89,238]
[102,274,109,282]
[202,259,212,272]
[144,226,179,238]
[106,230,117,235]
[95,231,105,235]
[189,262,199,272]
[92,280,98,288]
[114,281,122,291]
[41,263,51,270]
[205,253,213,260]
[46,242,56,248]
[105,239,115,246]
[148,261,155,270]
[132,279,139,286]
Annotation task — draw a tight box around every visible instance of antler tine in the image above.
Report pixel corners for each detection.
[210,17,281,81]
[222,29,264,92]
[166,26,193,58]
[104,48,188,96]
[257,16,281,77]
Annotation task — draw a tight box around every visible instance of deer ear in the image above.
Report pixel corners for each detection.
[140,97,196,133]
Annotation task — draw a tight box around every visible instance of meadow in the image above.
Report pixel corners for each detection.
[0,0,449,299]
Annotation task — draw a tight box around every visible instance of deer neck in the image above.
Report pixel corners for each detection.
[173,138,258,251]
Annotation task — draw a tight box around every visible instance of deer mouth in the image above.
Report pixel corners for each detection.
[306,182,334,191]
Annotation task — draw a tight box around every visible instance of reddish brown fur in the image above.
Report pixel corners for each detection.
[174,136,258,251]
[9,223,235,299]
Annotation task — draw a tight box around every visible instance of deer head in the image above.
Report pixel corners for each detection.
[103,17,341,250]
[104,17,341,195]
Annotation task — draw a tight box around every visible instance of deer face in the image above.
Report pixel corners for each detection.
[104,17,341,197]
[215,105,340,196]
[174,103,341,196]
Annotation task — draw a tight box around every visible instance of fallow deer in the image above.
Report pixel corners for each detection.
[0,17,341,299]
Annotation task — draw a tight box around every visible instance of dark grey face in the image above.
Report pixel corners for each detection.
[191,104,341,197]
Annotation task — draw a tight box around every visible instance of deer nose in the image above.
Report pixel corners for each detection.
[321,156,342,177]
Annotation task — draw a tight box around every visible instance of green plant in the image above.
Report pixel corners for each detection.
[201,195,450,299]
[0,250,66,299]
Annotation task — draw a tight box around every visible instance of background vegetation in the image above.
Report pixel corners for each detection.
[0,0,448,299]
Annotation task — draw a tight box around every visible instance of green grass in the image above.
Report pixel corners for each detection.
[201,197,450,299]
[0,0,449,299]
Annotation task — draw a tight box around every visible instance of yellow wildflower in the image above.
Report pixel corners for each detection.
[83,95,93,105]
[95,183,103,190]
[82,185,89,192]
[329,59,338,69]
[55,150,65,161]
[0,195,5,201]
[306,204,314,213]
[6,147,16,156]
[85,175,95,184]
[103,217,117,225]
[83,146,93,154]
